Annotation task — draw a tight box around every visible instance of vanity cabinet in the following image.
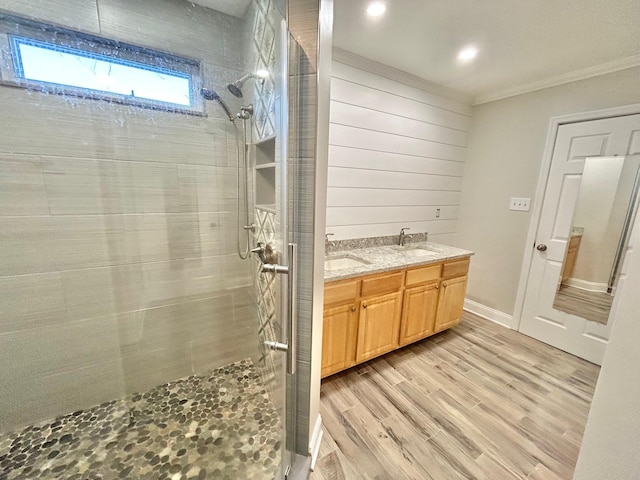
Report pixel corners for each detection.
[322,256,470,378]
[561,235,582,283]
[321,271,404,376]
[321,303,359,377]
[356,290,403,363]
[434,257,470,332]
[434,275,468,332]
[399,263,441,346]
[356,270,404,362]
[321,279,359,378]
[399,283,439,345]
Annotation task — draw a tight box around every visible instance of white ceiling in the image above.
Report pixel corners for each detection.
[334,0,640,103]
[187,0,252,17]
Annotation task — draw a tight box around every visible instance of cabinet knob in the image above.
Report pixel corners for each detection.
[351,306,356,312]
[362,304,367,309]
[435,285,439,290]
[443,283,448,288]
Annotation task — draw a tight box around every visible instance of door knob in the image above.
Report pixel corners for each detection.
[536,243,548,251]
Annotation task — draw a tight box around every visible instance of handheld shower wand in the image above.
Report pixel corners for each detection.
[201,87,255,260]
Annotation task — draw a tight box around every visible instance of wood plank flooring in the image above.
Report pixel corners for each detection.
[310,312,600,480]
[553,284,613,325]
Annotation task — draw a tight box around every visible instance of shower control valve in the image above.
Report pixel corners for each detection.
[250,242,264,253]
[251,242,278,265]
[238,104,254,120]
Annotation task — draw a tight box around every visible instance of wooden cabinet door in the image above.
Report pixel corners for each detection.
[321,303,358,377]
[399,283,439,346]
[356,291,403,363]
[561,236,581,282]
[435,275,467,332]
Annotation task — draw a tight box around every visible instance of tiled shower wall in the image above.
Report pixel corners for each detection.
[0,0,260,432]
[244,0,323,454]
[244,0,285,410]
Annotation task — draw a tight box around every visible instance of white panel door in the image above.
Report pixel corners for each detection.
[520,113,640,365]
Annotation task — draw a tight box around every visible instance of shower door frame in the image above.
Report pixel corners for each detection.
[277,12,294,478]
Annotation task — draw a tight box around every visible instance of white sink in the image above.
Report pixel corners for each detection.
[324,255,370,271]
[399,248,439,258]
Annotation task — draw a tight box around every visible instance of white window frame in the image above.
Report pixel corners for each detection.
[0,12,204,114]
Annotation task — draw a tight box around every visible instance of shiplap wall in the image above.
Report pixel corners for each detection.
[327,60,472,243]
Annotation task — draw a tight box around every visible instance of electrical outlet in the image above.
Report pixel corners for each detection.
[510,197,531,211]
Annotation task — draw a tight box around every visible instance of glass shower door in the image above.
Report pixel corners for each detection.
[0,0,293,478]
[249,1,296,478]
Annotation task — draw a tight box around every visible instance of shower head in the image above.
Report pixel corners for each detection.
[226,79,245,98]
[201,88,234,122]
[226,71,267,99]
[226,73,253,99]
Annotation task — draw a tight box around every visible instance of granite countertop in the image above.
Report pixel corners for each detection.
[324,241,474,282]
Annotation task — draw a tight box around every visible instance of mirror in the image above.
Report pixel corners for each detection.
[553,155,640,324]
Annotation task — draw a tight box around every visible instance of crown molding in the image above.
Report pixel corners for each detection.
[474,54,640,106]
[332,47,473,105]
[332,48,640,108]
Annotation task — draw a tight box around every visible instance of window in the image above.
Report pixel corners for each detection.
[11,36,193,107]
[0,14,203,113]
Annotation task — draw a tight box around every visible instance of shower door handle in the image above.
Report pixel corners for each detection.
[263,243,297,375]
[287,242,297,375]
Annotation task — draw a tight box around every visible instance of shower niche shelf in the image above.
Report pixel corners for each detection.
[256,136,275,165]
[255,136,276,207]
[256,162,276,170]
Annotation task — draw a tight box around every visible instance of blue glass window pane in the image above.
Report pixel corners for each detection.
[11,37,192,107]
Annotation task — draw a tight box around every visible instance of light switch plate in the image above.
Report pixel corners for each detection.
[510,197,531,211]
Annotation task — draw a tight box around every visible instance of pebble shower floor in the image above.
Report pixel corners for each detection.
[0,359,281,480]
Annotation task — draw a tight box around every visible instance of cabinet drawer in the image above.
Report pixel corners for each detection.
[406,264,441,287]
[442,257,470,279]
[324,279,359,306]
[361,271,404,297]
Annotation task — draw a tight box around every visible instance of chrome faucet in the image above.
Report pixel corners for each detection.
[399,228,412,246]
[325,233,336,251]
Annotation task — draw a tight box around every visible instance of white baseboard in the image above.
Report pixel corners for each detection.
[464,298,514,329]
[309,414,323,471]
[564,278,608,293]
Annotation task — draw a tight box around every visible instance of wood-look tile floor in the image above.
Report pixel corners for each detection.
[311,312,600,480]
[553,284,613,325]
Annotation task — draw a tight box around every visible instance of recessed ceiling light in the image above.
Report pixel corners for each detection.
[457,45,478,63]
[366,2,386,17]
